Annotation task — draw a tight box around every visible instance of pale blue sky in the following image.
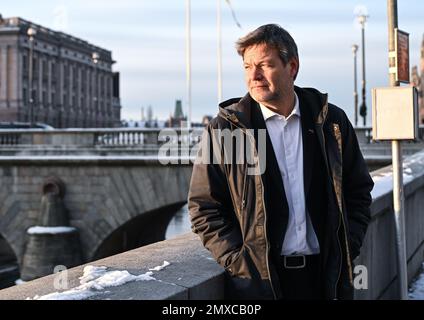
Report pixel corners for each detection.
[1,1,423,123]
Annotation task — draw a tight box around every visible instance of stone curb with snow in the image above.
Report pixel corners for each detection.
[28,261,171,300]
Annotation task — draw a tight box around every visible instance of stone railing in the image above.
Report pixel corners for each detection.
[0,127,204,147]
[1,125,424,146]
[352,149,424,299]
[0,233,224,300]
[353,125,424,144]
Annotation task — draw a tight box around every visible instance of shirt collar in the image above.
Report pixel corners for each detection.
[259,92,300,121]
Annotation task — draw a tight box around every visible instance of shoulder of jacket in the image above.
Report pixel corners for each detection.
[327,103,349,122]
[219,97,242,109]
[207,114,231,129]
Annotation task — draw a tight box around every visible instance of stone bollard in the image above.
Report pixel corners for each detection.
[20,177,82,281]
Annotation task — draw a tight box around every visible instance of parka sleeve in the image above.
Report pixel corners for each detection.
[188,124,243,268]
[341,112,374,259]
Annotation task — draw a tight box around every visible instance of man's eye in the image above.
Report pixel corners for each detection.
[244,65,250,69]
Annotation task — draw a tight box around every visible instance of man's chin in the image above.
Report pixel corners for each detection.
[250,93,272,105]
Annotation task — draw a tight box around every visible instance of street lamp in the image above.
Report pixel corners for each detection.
[27,27,37,126]
[92,52,99,127]
[356,11,369,126]
[352,44,359,127]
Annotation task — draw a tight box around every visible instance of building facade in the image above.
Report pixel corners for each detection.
[0,16,121,128]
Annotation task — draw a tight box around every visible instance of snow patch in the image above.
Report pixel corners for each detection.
[148,261,170,271]
[27,226,76,235]
[409,263,424,300]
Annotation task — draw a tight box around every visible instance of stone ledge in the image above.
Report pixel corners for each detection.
[0,232,225,300]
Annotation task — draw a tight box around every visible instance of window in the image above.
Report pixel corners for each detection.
[23,55,27,72]
[23,88,27,105]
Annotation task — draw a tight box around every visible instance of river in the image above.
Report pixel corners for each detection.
[165,204,192,239]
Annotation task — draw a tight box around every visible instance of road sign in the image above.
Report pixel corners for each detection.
[395,29,409,83]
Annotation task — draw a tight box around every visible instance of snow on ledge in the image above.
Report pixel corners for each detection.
[28,261,171,300]
[409,263,424,300]
[148,261,170,271]
[371,150,424,200]
[27,226,77,235]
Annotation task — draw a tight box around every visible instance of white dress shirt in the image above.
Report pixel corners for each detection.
[259,93,320,255]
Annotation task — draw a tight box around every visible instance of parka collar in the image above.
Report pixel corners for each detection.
[218,86,329,128]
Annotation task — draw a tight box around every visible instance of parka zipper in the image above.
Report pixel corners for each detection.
[241,169,248,210]
[332,123,354,287]
[319,126,342,299]
[316,98,345,300]
[221,113,277,299]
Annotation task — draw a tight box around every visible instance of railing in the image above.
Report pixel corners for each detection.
[355,125,424,144]
[0,127,205,147]
[1,126,424,147]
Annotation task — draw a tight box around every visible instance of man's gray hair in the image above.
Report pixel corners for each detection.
[235,24,298,66]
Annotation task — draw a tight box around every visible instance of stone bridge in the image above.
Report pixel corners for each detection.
[0,127,199,284]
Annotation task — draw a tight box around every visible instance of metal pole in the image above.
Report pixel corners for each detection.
[185,0,192,130]
[387,0,408,300]
[217,0,223,103]
[360,22,367,126]
[352,44,359,127]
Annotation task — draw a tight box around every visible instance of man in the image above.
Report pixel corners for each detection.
[188,24,374,300]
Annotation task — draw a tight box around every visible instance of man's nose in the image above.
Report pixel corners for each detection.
[250,66,263,81]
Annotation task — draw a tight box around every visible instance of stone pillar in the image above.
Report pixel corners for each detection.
[58,58,64,128]
[37,54,43,121]
[69,63,73,126]
[20,177,82,281]
[47,59,52,114]
[77,65,81,126]
[85,67,90,127]
[8,46,18,108]
[0,47,8,107]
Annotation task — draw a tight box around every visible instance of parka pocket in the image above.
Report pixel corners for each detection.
[226,246,247,276]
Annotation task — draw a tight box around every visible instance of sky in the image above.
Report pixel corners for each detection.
[1,0,423,123]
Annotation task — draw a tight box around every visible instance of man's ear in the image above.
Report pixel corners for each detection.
[289,57,299,80]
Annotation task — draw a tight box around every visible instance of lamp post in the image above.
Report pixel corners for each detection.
[92,52,99,128]
[217,0,222,104]
[185,0,192,131]
[27,27,37,126]
[352,44,359,127]
[356,12,369,126]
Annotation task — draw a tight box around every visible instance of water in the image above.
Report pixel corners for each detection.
[165,204,192,239]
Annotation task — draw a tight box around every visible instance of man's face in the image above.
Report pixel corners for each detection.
[243,43,298,107]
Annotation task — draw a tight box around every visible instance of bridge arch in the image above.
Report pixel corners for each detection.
[91,202,186,261]
[0,233,20,289]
